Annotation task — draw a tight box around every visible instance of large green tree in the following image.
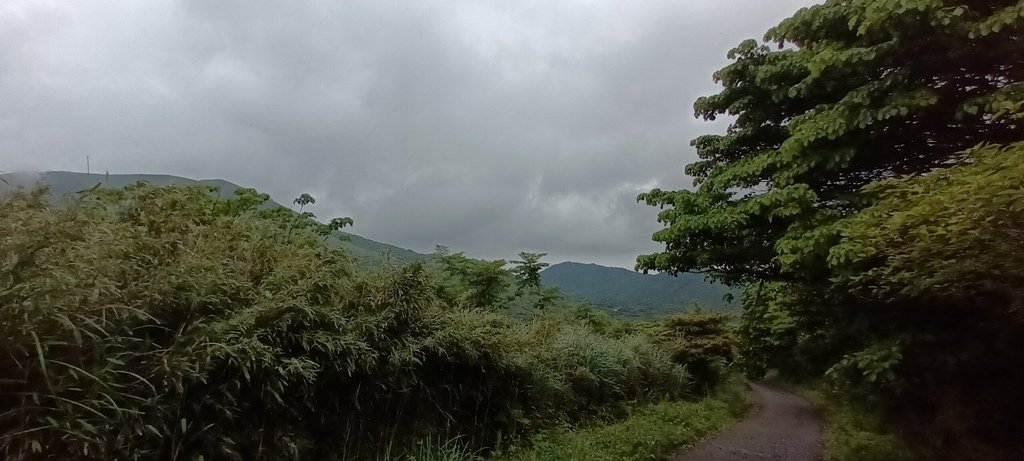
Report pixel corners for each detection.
[639,2,1024,458]
[638,0,1023,282]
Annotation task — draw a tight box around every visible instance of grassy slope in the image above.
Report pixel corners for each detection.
[335,231,433,267]
[486,378,750,461]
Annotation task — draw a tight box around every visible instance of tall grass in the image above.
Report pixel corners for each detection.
[788,385,918,461]
[492,376,750,461]
[0,185,693,460]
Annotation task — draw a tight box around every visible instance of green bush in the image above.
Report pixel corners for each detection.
[508,318,688,424]
[0,184,693,460]
[652,311,735,394]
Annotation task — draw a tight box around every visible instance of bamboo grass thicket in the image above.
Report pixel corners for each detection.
[0,184,699,461]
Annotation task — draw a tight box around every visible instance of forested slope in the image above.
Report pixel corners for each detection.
[540,262,735,318]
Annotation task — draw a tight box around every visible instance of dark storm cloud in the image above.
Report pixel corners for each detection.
[1,0,816,268]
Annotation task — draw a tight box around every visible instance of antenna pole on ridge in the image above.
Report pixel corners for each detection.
[87,156,91,175]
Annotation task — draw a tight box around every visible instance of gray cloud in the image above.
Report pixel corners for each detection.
[1,0,816,268]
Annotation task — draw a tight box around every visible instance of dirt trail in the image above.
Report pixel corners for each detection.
[672,382,823,461]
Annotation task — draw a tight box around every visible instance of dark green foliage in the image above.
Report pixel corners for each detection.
[819,142,1024,460]
[639,1,1024,459]
[735,283,804,378]
[0,184,693,460]
[735,134,1024,461]
[336,231,431,267]
[828,142,1024,308]
[434,246,511,310]
[509,253,560,311]
[652,312,736,394]
[797,386,919,461]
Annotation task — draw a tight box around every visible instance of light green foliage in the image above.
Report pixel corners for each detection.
[554,305,646,339]
[510,252,549,292]
[825,341,903,392]
[829,142,1024,308]
[508,316,689,423]
[735,283,801,377]
[0,185,696,460]
[494,378,750,461]
[1,184,360,459]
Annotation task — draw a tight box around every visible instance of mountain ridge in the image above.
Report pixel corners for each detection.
[3,171,735,318]
[540,261,736,318]
[0,170,426,266]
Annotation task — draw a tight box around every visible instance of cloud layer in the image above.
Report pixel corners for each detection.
[1,0,815,267]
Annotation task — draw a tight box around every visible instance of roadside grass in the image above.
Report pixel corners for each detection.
[480,377,751,461]
[790,386,919,461]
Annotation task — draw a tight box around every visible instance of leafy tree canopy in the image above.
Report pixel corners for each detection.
[638,0,1023,283]
[829,141,1024,311]
[509,252,562,310]
[434,245,511,310]
[510,252,550,292]
[639,2,1024,457]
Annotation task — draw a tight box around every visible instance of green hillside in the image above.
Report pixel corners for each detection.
[540,262,736,319]
[0,171,422,267]
[333,231,431,267]
[1,171,247,202]
[2,171,734,319]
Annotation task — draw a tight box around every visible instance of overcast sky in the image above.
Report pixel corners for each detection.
[1,0,815,268]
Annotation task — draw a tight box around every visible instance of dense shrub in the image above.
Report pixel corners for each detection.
[0,184,690,460]
[740,143,1024,460]
[652,312,735,394]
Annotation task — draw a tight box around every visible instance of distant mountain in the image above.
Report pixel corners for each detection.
[1,171,263,203]
[0,171,429,267]
[540,262,736,319]
[2,171,736,319]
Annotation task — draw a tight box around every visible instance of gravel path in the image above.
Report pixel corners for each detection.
[672,382,823,461]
